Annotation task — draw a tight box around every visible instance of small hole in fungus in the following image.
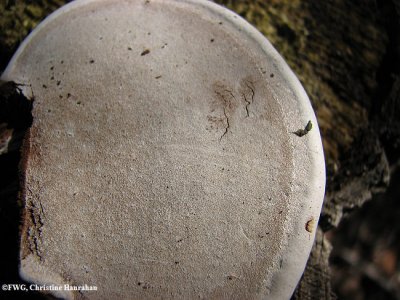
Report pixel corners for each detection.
[270,73,274,78]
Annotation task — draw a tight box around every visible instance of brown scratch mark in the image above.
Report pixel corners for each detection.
[209,82,238,140]
[239,77,256,117]
[208,76,258,140]
[220,107,230,140]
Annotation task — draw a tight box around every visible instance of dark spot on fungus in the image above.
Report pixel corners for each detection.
[42,84,47,89]
[147,32,151,35]
[50,76,54,80]
[218,21,223,25]
[210,38,214,42]
[293,120,313,137]
[174,261,179,265]
[77,101,81,105]
[128,47,132,51]
[60,60,64,64]
[270,73,274,78]
[67,93,72,98]
[141,49,150,56]
[155,75,162,79]
[305,217,315,233]
[50,66,54,71]
[305,120,313,131]
[57,81,61,86]
[89,59,95,64]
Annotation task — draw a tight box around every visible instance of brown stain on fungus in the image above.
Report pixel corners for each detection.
[208,76,257,140]
[305,217,315,233]
[239,76,256,117]
[141,49,150,56]
[209,82,238,140]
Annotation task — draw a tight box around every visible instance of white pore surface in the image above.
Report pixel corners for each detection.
[2,0,325,299]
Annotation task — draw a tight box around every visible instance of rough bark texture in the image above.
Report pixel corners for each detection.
[1,0,400,299]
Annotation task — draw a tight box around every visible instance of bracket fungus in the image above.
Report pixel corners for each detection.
[2,0,325,299]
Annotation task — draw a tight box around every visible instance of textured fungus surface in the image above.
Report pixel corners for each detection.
[2,0,325,299]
